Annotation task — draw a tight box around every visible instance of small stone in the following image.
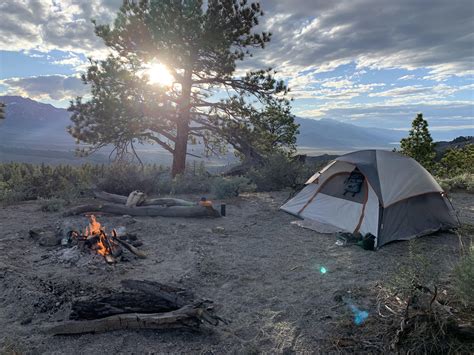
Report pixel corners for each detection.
[177,223,187,229]
[20,316,33,325]
[212,226,225,234]
[55,302,60,307]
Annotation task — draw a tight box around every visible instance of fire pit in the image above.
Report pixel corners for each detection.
[66,214,146,264]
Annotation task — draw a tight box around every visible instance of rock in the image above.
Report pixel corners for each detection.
[30,229,61,246]
[20,316,33,325]
[212,226,225,234]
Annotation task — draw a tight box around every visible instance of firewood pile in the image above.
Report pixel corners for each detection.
[46,279,225,335]
[63,190,221,218]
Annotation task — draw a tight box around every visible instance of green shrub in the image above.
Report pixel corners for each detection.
[170,169,211,195]
[39,197,67,212]
[247,153,311,191]
[388,240,438,298]
[96,162,169,195]
[437,173,474,192]
[0,162,95,203]
[0,161,256,204]
[439,144,474,177]
[211,176,255,199]
[454,249,474,307]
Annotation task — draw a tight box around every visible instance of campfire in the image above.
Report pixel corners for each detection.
[69,214,146,264]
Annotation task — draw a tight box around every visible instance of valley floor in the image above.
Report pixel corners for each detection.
[0,192,472,353]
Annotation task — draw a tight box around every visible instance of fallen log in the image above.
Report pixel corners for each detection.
[69,280,194,320]
[47,280,223,335]
[93,190,195,207]
[48,304,217,335]
[63,203,220,218]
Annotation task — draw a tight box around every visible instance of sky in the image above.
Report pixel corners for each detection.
[0,0,473,134]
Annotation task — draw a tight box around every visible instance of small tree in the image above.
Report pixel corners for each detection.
[400,113,436,170]
[440,144,474,177]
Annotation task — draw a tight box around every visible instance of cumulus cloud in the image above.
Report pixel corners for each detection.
[1,75,89,101]
[0,0,119,58]
[1,0,472,80]
[252,0,474,80]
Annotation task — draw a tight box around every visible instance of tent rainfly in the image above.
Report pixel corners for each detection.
[280,150,459,249]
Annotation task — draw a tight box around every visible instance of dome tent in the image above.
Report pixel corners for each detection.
[280,150,459,248]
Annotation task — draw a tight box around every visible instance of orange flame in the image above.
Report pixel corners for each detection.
[85,215,109,256]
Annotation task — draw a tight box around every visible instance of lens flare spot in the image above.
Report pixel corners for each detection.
[349,304,369,325]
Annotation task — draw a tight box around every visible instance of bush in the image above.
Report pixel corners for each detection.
[388,240,438,298]
[453,224,474,307]
[439,144,474,177]
[454,250,474,307]
[97,162,170,195]
[0,162,95,203]
[247,153,311,191]
[437,173,474,192]
[0,161,236,204]
[211,176,255,199]
[39,197,67,212]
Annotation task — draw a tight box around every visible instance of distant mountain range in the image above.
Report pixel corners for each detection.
[0,95,469,164]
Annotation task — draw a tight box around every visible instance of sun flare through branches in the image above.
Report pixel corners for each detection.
[144,61,174,86]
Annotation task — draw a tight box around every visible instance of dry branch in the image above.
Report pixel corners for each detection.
[63,203,220,218]
[113,237,147,259]
[47,304,215,335]
[93,190,195,207]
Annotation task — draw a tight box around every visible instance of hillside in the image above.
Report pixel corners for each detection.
[0,96,469,164]
[296,117,404,149]
[0,96,404,150]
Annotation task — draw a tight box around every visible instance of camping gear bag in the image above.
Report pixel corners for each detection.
[343,170,365,197]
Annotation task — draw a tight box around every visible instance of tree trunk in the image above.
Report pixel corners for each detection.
[171,69,192,177]
[172,120,189,177]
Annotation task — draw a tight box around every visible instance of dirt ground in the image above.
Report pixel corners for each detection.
[0,192,472,354]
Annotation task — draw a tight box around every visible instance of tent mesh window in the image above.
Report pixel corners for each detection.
[343,169,365,197]
[319,171,366,203]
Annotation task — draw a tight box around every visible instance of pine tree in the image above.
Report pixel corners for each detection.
[400,113,436,169]
[68,0,297,176]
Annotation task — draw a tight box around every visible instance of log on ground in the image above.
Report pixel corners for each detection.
[93,191,195,207]
[63,203,220,217]
[48,305,207,335]
[70,280,195,320]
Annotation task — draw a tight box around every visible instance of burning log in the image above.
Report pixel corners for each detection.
[63,203,220,218]
[94,190,195,207]
[69,215,144,263]
[46,280,223,335]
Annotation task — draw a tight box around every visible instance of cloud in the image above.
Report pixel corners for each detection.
[1,0,472,80]
[398,75,416,81]
[0,75,89,101]
[0,0,118,59]
[251,0,474,80]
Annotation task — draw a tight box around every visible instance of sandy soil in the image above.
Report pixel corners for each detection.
[0,192,472,354]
